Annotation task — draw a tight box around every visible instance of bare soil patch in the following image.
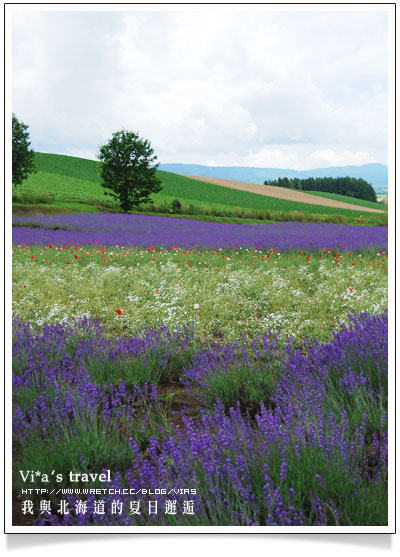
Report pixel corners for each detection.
[181,175,385,214]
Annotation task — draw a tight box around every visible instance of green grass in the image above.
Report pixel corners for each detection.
[12,202,104,216]
[154,171,383,218]
[14,169,103,203]
[201,361,281,413]
[13,204,269,225]
[304,191,385,210]
[12,152,387,226]
[34,152,102,183]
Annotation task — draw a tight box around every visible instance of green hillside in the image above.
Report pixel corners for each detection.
[12,152,387,226]
[304,190,385,210]
[34,152,102,182]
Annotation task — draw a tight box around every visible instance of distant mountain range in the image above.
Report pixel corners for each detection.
[158,163,388,191]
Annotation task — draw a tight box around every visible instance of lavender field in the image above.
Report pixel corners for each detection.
[13,313,388,526]
[13,213,388,251]
[12,213,389,527]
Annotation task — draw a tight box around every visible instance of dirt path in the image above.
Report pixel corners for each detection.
[181,175,385,214]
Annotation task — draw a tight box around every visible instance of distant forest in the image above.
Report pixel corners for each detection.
[264,176,377,202]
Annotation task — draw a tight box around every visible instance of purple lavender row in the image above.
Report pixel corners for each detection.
[13,312,388,526]
[13,213,388,250]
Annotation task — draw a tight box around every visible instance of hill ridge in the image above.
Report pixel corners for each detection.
[159,162,388,189]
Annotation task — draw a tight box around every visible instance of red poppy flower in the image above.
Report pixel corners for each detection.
[115,309,122,315]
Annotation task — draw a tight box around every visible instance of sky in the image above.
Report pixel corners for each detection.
[11,8,389,170]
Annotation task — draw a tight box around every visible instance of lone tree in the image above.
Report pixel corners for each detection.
[97,129,162,213]
[12,114,36,187]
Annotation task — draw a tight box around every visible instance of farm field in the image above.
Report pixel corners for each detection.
[12,210,388,526]
[181,174,385,214]
[13,153,387,226]
[304,191,385,210]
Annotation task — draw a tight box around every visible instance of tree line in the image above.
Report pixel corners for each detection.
[264,176,377,202]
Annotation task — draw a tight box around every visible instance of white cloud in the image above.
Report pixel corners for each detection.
[241,149,299,169]
[11,8,388,169]
[203,146,377,170]
[306,149,376,168]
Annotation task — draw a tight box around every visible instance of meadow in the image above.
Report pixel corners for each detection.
[13,215,387,342]
[12,208,388,526]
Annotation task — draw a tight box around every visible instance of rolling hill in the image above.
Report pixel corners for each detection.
[181,175,384,214]
[12,153,386,226]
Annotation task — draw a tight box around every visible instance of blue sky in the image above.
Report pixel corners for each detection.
[11,8,389,170]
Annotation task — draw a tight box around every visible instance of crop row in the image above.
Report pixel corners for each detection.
[12,214,388,250]
[13,311,387,526]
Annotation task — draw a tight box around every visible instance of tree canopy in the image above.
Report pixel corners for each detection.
[264,176,377,203]
[12,114,36,187]
[97,130,162,213]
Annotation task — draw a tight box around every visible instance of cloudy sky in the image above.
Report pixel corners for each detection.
[11,7,389,169]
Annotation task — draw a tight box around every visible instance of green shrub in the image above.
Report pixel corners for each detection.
[170,199,182,213]
[19,189,53,204]
[203,362,281,413]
